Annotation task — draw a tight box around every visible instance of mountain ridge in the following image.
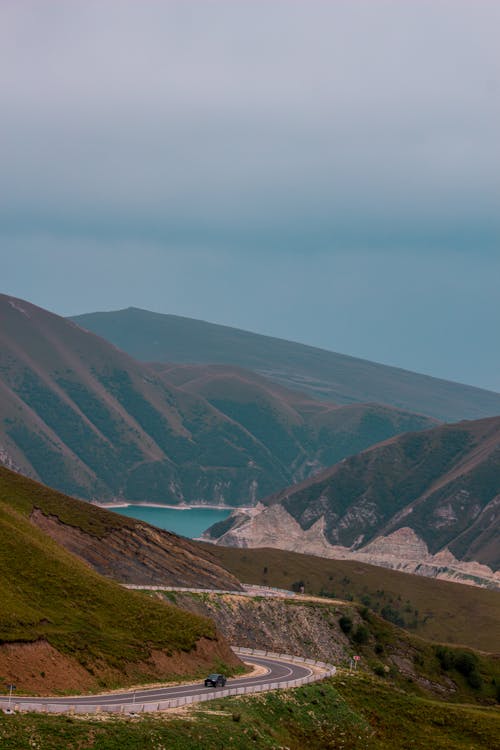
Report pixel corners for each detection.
[1,294,434,503]
[71,306,500,422]
[206,416,500,585]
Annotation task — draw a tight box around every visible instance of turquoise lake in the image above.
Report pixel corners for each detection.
[108,505,231,538]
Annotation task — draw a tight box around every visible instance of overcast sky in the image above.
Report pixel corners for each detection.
[1,1,499,391]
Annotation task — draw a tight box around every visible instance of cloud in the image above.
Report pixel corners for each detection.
[0,0,499,252]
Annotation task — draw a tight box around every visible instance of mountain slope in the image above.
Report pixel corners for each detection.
[0,466,241,589]
[207,416,500,584]
[0,294,434,503]
[157,363,436,476]
[0,468,239,695]
[71,307,500,422]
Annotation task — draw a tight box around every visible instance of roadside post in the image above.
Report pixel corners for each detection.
[7,684,16,709]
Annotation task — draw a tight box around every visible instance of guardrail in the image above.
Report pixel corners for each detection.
[2,647,335,715]
[122,584,298,598]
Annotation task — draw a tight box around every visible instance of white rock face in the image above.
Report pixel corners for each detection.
[215,508,500,590]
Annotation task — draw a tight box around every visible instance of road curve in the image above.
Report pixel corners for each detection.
[0,654,315,710]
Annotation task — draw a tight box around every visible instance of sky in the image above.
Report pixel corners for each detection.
[1,1,499,391]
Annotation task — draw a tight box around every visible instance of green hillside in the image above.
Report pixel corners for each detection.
[0,469,237,694]
[0,294,434,504]
[201,544,500,653]
[1,676,499,749]
[71,306,500,422]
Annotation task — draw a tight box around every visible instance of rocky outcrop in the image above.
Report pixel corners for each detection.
[172,592,352,664]
[208,507,500,590]
[31,508,243,590]
[207,417,500,586]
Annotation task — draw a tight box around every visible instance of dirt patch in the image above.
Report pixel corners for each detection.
[130,636,242,679]
[0,641,96,695]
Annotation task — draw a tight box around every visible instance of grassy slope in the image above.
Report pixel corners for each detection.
[0,469,227,687]
[199,544,500,652]
[1,677,499,749]
[0,465,135,538]
[0,501,215,664]
[71,306,500,422]
[159,362,436,471]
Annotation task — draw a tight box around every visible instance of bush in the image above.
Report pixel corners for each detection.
[381,604,405,628]
[454,651,477,677]
[466,669,482,689]
[435,647,482,688]
[352,625,369,645]
[435,646,454,671]
[339,615,353,634]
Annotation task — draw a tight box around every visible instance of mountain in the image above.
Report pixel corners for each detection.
[0,294,434,503]
[206,416,500,587]
[71,307,500,422]
[157,362,435,476]
[0,467,240,695]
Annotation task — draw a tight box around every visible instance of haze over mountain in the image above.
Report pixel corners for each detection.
[207,416,500,586]
[0,294,433,503]
[71,307,500,423]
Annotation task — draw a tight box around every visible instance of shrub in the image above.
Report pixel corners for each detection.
[352,625,369,645]
[454,651,477,677]
[435,646,454,670]
[339,615,353,634]
[466,669,482,689]
[381,604,405,628]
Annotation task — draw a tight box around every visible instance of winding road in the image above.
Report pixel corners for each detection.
[0,652,326,713]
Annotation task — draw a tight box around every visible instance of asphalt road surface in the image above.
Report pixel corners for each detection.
[0,654,314,710]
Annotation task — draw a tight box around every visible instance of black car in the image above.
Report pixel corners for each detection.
[204,673,227,688]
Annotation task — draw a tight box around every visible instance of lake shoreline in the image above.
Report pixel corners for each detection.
[98,503,238,539]
[93,501,248,512]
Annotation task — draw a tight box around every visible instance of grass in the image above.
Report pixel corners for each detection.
[0,676,499,749]
[0,466,134,538]
[200,543,500,652]
[339,605,500,705]
[170,588,500,706]
[0,471,223,691]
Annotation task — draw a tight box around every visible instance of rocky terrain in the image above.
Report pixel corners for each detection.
[162,591,500,704]
[173,591,352,664]
[206,417,500,586]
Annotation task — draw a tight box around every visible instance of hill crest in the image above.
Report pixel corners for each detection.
[71,306,500,422]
